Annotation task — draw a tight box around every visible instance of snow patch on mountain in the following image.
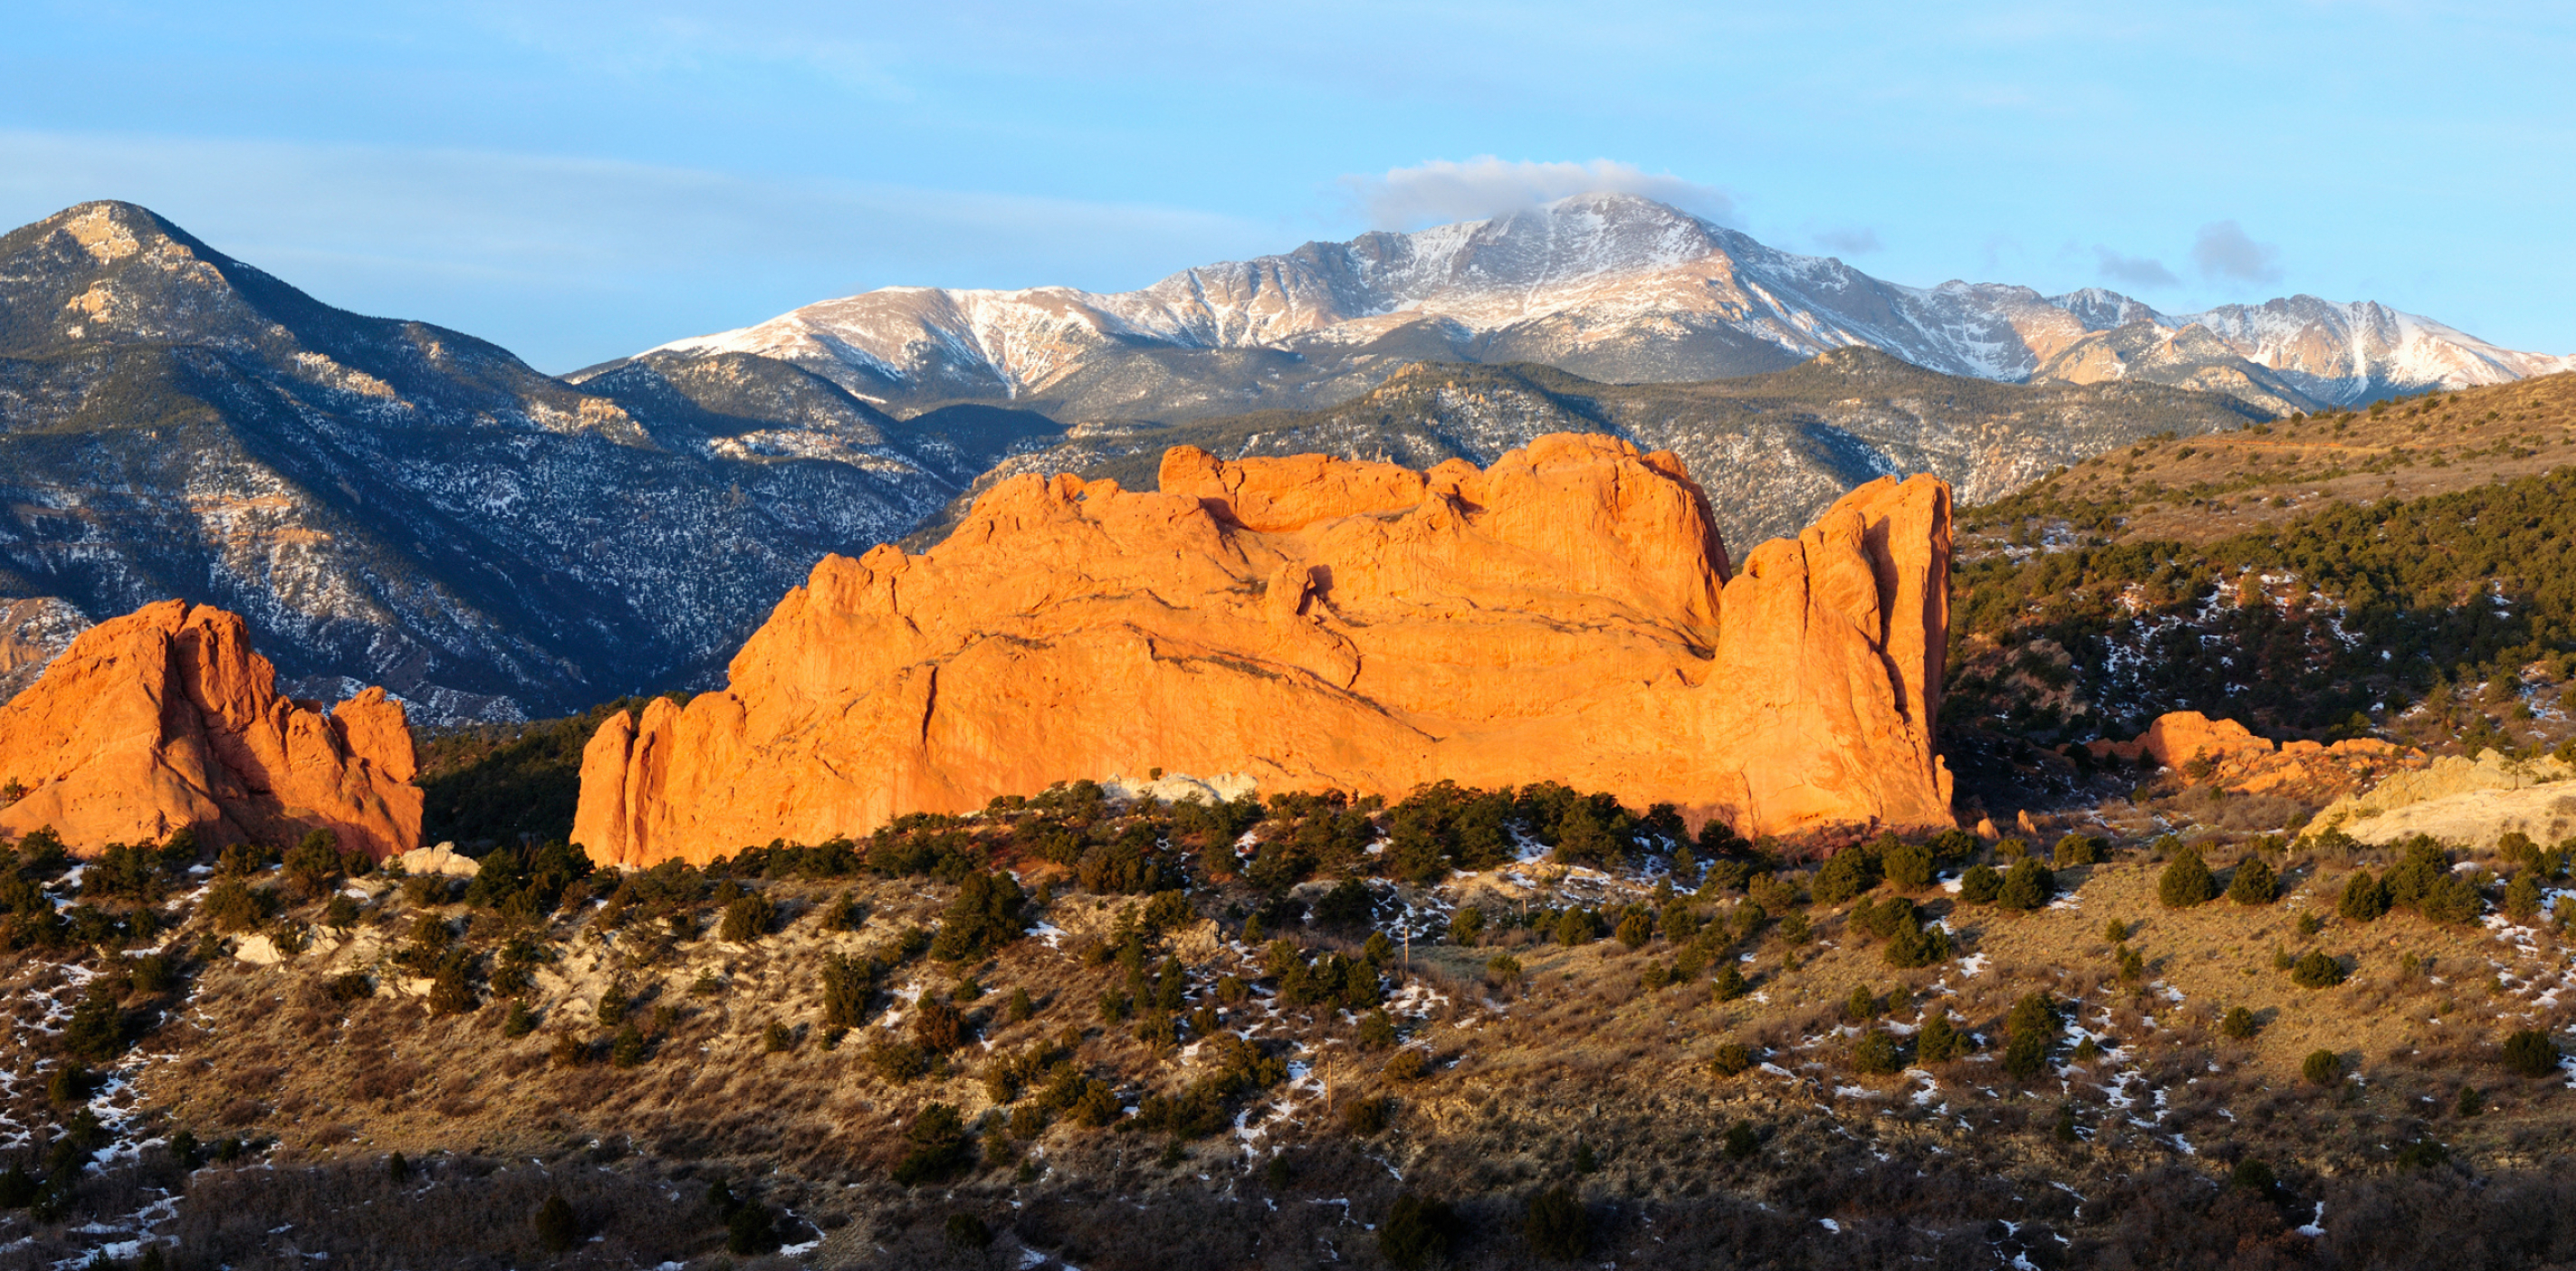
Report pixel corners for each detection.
[646,194,2569,417]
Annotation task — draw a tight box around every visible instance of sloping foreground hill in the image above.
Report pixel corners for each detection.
[918,349,2271,553]
[4,779,2574,1268]
[0,202,1061,722]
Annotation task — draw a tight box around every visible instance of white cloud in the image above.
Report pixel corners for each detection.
[1814,226,1882,254]
[1340,157,1734,230]
[2191,219,2284,285]
[2094,245,2180,289]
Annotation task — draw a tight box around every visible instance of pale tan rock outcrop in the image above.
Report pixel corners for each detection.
[397,842,482,878]
[573,435,1956,866]
[2305,749,2576,847]
[0,600,422,858]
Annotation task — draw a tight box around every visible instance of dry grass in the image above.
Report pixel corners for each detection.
[1982,369,2576,546]
[9,834,2576,1269]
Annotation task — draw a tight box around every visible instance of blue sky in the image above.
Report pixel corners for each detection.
[3,1,2570,372]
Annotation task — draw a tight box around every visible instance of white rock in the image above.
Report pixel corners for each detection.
[398,842,481,878]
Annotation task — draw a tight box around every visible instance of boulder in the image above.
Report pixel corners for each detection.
[573,435,1956,865]
[2089,711,2276,768]
[397,842,482,878]
[0,600,422,858]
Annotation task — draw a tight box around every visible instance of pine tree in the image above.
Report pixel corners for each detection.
[1812,845,1881,905]
[1379,1192,1459,1270]
[2052,833,2104,867]
[2001,992,2057,1080]
[2158,846,2218,909]
[1997,859,2055,911]
[893,1103,974,1186]
[1555,909,1598,947]
[1917,1013,1966,1063]
[1523,1186,1588,1260]
[2504,1028,2562,1077]
[2339,869,2390,922]
[1711,962,1748,1001]
[1845,985,1879,1020]
[1449,906,1485,946]
[1958,865,2003,904]
[2291,951,2347,989]
[1882,841,1935,891]
[534,1193,579,1253]
[1614,911,1653,950]
[1853,1027,1902,1075]
[2506,872,2544,922]
[2227,856,2278,904]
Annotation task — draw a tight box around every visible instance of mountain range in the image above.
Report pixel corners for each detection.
[932,351,2269,553]
[0,202,1066,722]
[618,192,2571,421]
[0,195,2568,724]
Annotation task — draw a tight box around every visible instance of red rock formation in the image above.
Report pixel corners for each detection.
[574,435,1954,866]
[0,600,422,857]
[2083,710,2424,800]
[2087,711,2277,769]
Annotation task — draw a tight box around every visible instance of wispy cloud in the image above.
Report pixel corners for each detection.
[1814,226,1882,254]
[2191,219,2284,285]
[1340,157,1734,231]
[2094,245,2180,288]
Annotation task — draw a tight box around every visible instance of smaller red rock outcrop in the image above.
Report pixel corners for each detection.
[0,600,422,858]
[2088,712,2277,769]
[2084,710,2424,801]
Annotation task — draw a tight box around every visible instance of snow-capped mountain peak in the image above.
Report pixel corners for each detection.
[639,194,2571,419]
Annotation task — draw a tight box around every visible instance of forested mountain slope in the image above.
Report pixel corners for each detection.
[0,203,1061,721]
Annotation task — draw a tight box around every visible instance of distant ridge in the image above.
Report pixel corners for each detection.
[619,192,2572,421]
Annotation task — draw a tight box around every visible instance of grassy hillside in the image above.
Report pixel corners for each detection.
[5,781,2576,1268]
[1968,371,2576,547]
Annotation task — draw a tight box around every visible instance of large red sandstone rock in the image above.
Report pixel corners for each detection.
[573,435,1954,866]
[0,600,422,858]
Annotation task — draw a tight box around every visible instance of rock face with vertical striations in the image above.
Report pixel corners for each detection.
[0,600,421,857]
[572,434,1953,865]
